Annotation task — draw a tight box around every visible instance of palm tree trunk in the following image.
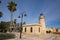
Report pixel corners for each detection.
[11,11,13,26]
[10,11,13,32]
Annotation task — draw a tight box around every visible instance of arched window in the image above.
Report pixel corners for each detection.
[25,27,26,32]
[56,29,58,32]
[39,27,40,32]
[11,28,14,32]
[12,28,13,31]
[49,30,51,33]
[30,27,33,32]
[17,28,19,30]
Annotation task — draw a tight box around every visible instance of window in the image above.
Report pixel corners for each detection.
[17,28,19,30]
[56,29,58,32]
[25,27,26,32]
[30,27,33,32]
[39,27,40,32]
[11,28,14,32]
[12,28,13,31]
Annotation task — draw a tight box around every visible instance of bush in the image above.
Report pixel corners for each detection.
[0,21,10,33]
[0,33,15,40]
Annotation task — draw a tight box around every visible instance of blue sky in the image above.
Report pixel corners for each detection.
[0,0,60,28]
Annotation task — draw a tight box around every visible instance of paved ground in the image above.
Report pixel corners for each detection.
[7,32,60,40]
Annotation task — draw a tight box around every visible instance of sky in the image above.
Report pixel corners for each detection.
[0,0,60,28]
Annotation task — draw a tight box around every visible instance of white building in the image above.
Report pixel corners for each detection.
[22,13,46,34]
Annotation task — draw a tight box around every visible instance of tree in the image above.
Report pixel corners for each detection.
[0,11,3,18]
[0,0,3,18]
[7,1,17,28]
[22,22,26,25]
[0,0,1,3]
[0,21,10,32]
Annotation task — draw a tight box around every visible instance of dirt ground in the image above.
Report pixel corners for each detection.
[7,32,60,40]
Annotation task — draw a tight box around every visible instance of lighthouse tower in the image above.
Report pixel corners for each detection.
[39,13,46,34]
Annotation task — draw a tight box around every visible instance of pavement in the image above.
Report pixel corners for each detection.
[7,32,60,40]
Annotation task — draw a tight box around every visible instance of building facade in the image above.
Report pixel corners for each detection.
[9,13,47,34]
[22,13,46,34]
[9,13,60,34]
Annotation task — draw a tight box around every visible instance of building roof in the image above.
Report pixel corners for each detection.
[22,24,41,27]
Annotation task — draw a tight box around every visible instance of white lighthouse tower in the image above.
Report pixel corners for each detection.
[39,13,46,34]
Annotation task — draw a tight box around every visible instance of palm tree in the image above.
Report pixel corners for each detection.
[7,1,17,28]
[0,0,1,3]
[0,11,3,18]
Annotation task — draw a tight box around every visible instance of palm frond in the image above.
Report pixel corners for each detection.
[7,1,17,12]
[0,12,3,18]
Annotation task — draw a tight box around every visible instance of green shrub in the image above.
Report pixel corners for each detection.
[0,33,15,40]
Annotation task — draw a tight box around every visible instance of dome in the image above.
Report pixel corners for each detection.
[40,13,44,16]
